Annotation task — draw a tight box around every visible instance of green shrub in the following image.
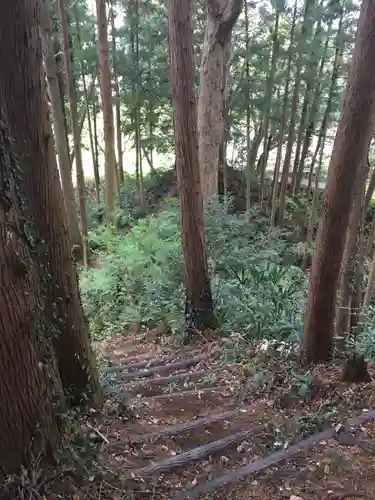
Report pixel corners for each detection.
[80,200,308,341]
[356,305,375,360]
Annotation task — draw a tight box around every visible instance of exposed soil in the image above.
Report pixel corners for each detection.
[19,330,375,500]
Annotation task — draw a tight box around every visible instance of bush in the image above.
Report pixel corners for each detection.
[80,199,308,341]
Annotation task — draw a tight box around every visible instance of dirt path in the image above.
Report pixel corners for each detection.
[70,333,375,499]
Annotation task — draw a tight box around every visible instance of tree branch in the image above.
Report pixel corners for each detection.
[69,71,97,165]
[217,0,244,45]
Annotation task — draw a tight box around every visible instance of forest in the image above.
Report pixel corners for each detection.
[2,0,375,498]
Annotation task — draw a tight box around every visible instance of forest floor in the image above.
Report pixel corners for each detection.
[40,330,375,500]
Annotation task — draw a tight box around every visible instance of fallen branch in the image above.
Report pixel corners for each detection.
[120,354,209,381]
[103,354,179,374]
[123,370,209,396]
[171,409,375,500]
[128,426,265,478]
[103,352,155,370]
[147,386,222,402]
[109,407,242,447]
[86,422,109,444]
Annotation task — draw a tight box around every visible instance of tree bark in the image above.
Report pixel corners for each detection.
[168,0,218,332]
[53,36,71,164]
[298,20,332,193]
[269,0,298,234]
[303,0,375,363]
[244,0,251,210]
[76,20,101,204]
[92,86,100,196]
[96,0,117,224]
[0,0,100,403]
[134,0,145,207]
[111,7,124,186]
[0,104,63,479]
[306,6,345,193]
[335,159,367,336]
[273,0,297,215]
[292,18,323,195]
[278,0,315,224]
[197,0,243,201]
[40,0,81,249]
[68,72,98,166]
[58,0,90,269]
[259,7,279,202]
[302,129,326,270]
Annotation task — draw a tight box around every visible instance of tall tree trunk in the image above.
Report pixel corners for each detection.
[197,0,243,201]
[41,0,81,249]
[302,128,326,270]
[278,0,315,224]
[96,0,117,224]
[58,0,90,269]
[298,20,333,192]
[269,0,297,234]
[168,0,218,332]
[273,0,297,216]
[335,158,368,336]
[76,21,100,203]
[68,72,98,166]
[306,6,344,194]
[0,103,63,478]
[245,0,251,210]
[292,18,323,194]
[259,8,279,202]
[53,36,71,164]
[349,156,374,328]
[135,0,145,207]
[0,0,100,403]
[92,88,100,195]
[303,0,375,363]
[111,7,124,187]
[219,32,232,206]
[84,80,101,204]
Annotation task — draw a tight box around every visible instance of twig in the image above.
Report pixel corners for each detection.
[147,386,223,401]
[86,422,109,444]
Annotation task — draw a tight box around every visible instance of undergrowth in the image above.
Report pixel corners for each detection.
[80,198,308,341]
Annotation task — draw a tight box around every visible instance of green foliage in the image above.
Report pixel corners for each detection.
[81,202,308,342]
[356,306,375,360]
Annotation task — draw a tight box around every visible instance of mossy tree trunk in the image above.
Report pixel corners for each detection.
[0,0,100,404]
[0,104,63,480]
